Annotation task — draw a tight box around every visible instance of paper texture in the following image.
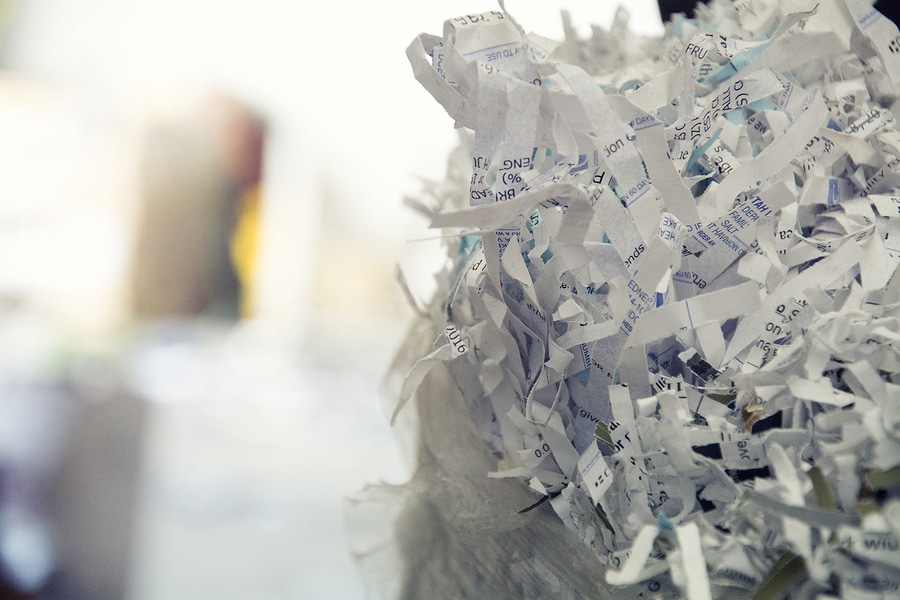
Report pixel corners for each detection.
[360,1,900,598]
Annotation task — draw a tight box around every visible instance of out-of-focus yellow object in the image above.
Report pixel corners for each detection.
[231,184,261,318]
[129,94,264,321]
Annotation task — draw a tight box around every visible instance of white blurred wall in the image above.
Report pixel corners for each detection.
[0,0,662,335]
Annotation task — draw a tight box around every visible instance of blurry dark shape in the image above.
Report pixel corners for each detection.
[658,0,697,21]
[205,94,265,193]
[0,353,145,600]
[876,1,900,26]
[129,94,265,320]
[206,95,267,319]
[0,378,72,600]
[49,379,145,600]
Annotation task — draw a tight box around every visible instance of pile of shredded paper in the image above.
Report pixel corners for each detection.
[353,1,900,598]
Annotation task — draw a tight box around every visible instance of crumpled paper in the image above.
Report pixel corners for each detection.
[352,1,900,598]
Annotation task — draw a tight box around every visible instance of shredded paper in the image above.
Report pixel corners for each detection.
[353,1,900,598]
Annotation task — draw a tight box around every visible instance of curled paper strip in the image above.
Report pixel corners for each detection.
[363,1,900,598]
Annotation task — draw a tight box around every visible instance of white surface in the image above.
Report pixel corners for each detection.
[125,321,411,599]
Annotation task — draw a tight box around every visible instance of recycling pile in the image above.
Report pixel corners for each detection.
[360,1,900,598]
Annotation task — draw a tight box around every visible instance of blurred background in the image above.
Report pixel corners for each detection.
[0,1,663,598]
